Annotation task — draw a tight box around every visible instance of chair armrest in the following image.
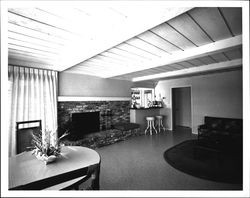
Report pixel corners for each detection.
[198,125,210,135]
[197,125,211,140]
[198,124,207,130]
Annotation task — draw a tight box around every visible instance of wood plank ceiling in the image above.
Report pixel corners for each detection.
[7,6,242,81]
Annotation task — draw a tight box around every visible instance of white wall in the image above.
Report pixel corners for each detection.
[59,72,133,97]
[155,69,243,134]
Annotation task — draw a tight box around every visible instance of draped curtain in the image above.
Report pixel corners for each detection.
[8,65,58,156]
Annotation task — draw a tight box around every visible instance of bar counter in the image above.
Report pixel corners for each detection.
[130,107,163,130]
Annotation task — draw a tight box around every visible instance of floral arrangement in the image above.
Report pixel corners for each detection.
[31,130,68,164]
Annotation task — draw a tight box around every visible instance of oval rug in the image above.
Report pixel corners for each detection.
[163,140,242,184]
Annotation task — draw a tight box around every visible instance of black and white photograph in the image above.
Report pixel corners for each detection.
[1,0,249,197]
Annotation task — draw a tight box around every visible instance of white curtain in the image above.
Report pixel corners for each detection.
[8,65,58,156]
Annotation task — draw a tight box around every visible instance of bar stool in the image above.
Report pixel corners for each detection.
[155,115,166,133]
[145,117,157,135]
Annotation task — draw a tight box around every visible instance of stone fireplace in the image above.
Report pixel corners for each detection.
[57,100,131,139]
[71,111,100,139]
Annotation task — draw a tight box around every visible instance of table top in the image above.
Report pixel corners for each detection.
[9,146,100,190]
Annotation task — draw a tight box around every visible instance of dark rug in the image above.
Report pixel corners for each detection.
[163,140,242,184]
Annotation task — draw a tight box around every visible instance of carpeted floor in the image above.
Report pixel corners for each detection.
[95,127,242,190]
[163,140,242,185]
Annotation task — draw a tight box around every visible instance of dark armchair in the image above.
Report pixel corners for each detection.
[197,116,243,155]
[197,116,242,154]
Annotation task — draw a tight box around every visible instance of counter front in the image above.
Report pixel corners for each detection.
[130,107,162,130]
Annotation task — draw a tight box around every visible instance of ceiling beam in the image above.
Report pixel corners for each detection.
[63,68,108,78]
[132,58,242,82]
[8,57,55,70]
[105,35,242,78]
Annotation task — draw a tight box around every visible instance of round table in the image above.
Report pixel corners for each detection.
[9,146,101,190]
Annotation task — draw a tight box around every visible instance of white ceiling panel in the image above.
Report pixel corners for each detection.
[151,22,196,50]
[94,55,128,66]
[188,7,232,41]
[210,53,229,62]
[152,67,172,72]
[186,59,204,66]
[8,31,64,49]
[198,56,217,65]
[106,48,145,63]
[8,8,81,35]
[8,11,73,40]
[138,31,182,53]
[8,38,58,54]
[6,5,243,81]
[101,51,143,65]
[178,61,196,68]
[7,3,192,71]
[83,60,125,70]
[224,48,242,60]
[126,38,169,58]
[168,63,186,70]
[167,13,213,46]
[158,65,177,71]
[219,7,242,36]
[8,23,67,45]
[8,44,58,57]
[118,43,161,59]
[113,46,151,61]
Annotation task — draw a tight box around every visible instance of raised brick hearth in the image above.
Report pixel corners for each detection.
[58,100,144,148]
[61,128,143,149]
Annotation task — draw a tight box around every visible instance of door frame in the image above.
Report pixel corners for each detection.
[170,85,193,131]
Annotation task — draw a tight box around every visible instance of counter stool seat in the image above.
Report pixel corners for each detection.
[145,117,157,135]
[155,115,166,133]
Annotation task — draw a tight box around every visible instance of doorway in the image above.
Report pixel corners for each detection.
[172,86,192,130]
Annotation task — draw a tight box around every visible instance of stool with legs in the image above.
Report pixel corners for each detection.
[155,115,166,133]
[145,117,157,135]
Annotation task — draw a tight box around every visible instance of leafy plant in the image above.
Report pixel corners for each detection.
[31,130,69,157]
